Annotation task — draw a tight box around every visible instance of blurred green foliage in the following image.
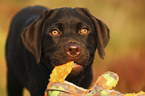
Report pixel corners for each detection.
[0,0,145,96]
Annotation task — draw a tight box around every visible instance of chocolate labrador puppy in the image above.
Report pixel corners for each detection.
[6,6,110,96]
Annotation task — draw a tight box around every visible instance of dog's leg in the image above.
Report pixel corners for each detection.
[7,70,23,96]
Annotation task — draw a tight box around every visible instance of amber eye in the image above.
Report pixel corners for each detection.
[80,28,88,35]
[51,29,60,36]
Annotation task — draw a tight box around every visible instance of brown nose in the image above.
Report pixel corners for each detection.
[65,44,81,57]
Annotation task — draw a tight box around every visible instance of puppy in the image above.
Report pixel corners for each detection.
[6,6,110,96]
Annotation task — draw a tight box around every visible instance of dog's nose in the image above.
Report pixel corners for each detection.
[65,44,81,57]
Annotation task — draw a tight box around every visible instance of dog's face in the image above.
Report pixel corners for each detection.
[42,8,97,75]
[21,7,110,75]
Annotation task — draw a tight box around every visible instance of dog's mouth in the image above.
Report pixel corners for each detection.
[51,61,83,75]
[72,62,83,71]
[69,61,83,76]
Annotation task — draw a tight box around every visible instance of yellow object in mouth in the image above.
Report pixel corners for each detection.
[49,61,74,82]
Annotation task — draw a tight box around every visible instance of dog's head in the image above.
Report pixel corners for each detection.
[21,7,110,75]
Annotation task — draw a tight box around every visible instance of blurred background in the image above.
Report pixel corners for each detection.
[0,0,145,95]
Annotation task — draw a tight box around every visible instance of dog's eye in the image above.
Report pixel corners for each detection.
[51,29,60,36]
[80,28,88,35]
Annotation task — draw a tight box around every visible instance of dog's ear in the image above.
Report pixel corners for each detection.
[21,10,52,63]
[75,8,110,59]
[91,16,110,59]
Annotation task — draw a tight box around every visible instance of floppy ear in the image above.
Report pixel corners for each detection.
[21,10,52,63]
[91,16,110,59]
[75,8,110,59]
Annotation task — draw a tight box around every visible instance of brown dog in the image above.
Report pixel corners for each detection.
[6,6,110,96]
